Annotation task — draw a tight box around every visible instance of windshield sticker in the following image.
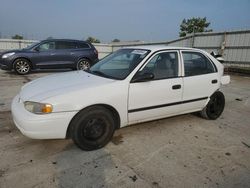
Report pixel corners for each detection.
[131,50,147,55]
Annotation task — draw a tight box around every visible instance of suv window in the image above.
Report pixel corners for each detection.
[37,42,55,51]
[139,51,179,80]
[182,52,215,76]
[56,41,77,49]
[78,42,90,49]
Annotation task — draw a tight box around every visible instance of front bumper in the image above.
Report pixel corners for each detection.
[0,58,12,70]
[11,95,78,139]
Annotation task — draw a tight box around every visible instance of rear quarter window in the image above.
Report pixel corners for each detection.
[77,42,90,49]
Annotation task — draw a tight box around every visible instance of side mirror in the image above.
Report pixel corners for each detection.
[131,72,154,83]
[33,47,40,52]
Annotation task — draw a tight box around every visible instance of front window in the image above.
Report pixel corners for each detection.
[36,42,55,52]
[89,49,150,80]
[138,51,179,80]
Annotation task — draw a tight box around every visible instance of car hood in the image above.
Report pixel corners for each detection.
[20,71,115,102]
[1,49,28,54]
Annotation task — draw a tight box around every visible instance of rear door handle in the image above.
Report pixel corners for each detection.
[172,84,181,90]
[50,53,56,56]
[211,79,218,84]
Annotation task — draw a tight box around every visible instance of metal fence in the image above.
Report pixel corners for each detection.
[1,29,250,66]
[112,30,250,67]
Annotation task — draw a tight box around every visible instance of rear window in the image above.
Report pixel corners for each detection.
[78,42,90,49]
[182,52,216,76]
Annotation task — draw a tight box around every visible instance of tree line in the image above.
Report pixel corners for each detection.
[10,17,212,42]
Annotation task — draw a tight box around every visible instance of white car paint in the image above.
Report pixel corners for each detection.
[11,46,230,139]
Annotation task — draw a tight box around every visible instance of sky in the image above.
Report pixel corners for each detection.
[0,0,250,43]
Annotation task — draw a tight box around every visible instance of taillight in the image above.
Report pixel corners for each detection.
[94,49,98,57]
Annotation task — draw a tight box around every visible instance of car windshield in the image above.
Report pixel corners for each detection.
[23,42,40,50]
[88,49,150,80]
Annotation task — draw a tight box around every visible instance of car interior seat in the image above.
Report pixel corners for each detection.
[154,55,174,79]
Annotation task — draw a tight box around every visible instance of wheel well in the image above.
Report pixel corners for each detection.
[12,57,33,69]
[66,104,121,139]
[78,57,92,63]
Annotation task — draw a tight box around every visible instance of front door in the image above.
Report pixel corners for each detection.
[128,50,183,124]
[31,41,57,69]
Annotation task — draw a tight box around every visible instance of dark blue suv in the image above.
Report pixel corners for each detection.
[0,39,98,74]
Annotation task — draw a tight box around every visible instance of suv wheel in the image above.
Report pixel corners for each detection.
[77,58,91,70]
[70,106,116,150]
[13,58,31,75]
[200,91,225,120]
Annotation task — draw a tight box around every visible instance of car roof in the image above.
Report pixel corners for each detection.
[41,39,88,43]
[123,45,198,52]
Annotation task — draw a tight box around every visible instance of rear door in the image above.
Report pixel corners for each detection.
[180,50,219,112]
[53,41,78,68]
[128,50,183,124]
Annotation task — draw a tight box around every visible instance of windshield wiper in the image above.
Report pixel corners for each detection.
[91,70,119,80]
[84,69,91,73]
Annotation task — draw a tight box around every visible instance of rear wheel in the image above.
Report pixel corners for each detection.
[77,58,91,70]
[13,58,31,75]
[200,91,225,120]
[70,106,116,150]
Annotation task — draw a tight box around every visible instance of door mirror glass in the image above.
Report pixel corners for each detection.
[131,72,154,82]
[33,47,40,52]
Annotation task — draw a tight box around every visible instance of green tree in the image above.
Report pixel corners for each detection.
[86,36,100,43]
[112,39,120,42]
[179,17,212,37]
[12,34,23,40]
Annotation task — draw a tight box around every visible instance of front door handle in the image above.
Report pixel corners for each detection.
[50,53,56,56]
[172,84,181,90]
[211,79,218,84]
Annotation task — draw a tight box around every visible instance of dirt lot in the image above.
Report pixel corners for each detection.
[0,70,250,188]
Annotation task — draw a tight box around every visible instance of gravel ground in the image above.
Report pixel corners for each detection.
[0,70,250,188]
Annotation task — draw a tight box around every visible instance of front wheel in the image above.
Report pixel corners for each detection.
[70,106,116,151]
[13,58,31,75]
[77,58,91,70]
[200,91,225,120]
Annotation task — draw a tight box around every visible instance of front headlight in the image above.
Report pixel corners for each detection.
[2,52,15,59]
[24,101,53,114]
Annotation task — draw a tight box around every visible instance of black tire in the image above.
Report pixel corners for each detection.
[70,106,116,151]
[200,91,225,120]
[77,58,91,70]
[13,58,31,75]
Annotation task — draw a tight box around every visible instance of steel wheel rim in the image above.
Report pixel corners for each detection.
[82,118,106,141]
[78,60,90,70]
[208,96,223,116]
[16,60,30,74]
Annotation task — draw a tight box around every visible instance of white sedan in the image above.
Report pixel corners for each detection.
[11,46,230,150]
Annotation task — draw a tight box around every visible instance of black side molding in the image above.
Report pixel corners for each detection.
[128,97,208,113]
